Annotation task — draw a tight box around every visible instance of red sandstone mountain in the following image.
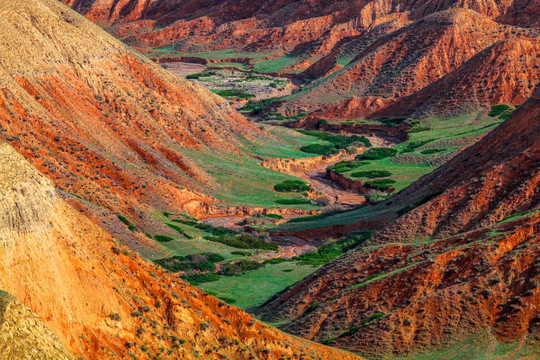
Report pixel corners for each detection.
[0,0,275,253]
[256,87,540,358]
[277,9,539,118]
[0,141,360,360]
[62,0,539,119]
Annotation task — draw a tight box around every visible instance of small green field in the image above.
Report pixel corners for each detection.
[198,261,321,310]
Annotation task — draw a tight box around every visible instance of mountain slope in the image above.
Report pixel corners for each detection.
[0,140,360,360]
[0,290,74,360]
[278,9,538,118]
[256,87,540,358]
[0,0,279,253]
[62,0,539,119]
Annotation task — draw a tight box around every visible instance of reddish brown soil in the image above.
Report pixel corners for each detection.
[62,0,539,118]
[279,10,539,119]
[256,87,540,357]
[0,0,273,252]
[0,142,360,360]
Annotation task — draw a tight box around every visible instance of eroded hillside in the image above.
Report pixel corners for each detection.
[0,290,74,360]
[0,141,361,360]
[0,0,289,254]
[256,87,540,358]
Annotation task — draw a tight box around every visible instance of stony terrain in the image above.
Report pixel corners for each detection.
[256,87,540,358]
[0,141,361,360]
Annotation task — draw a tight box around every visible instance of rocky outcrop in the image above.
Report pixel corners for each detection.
[285,116,410,141]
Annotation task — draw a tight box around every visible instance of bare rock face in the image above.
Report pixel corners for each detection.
[0,290,75,360]
[256,87,540,358]
[0,142,361,360]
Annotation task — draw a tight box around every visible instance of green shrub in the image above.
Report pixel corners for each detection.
[402,140,434,152]
[488,104,511,117]
[204,253,225,263]
[350,170,392,179]
[364,179,396,191]
[211,89,255,99]
[186,73,209,80]
[264,258,290,264]
[274,180,311,192]
[166,223,193,239]
[154,235,175,243]
[117,215,138,232]
[231,250,252,256]
[275,198,312,205]
[217,296,237,304]
[299,130,371,148]
[194,223,237,236]
[409,126,431,133]
[376,117,406,126]
[294,231,370,266]
[356,147,398,160]
[420,148,445,154]
[208,234,278,251]
[362,313,385,325]
[219,260,265,276]
[264,214,284,220]
[300,144,338,155]
[181,273,221,285]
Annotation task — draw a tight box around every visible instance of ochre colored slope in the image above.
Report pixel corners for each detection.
[0,291,74,360]
[256,88,540,358]
[0,141,361,360]
[0,0,268,251]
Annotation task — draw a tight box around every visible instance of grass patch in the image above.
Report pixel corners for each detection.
[219,260,265,276]
[154,235,175,243]
[166,223,193,239]
[274,180,311,192]
[117,215,138,232]
[211,89,255,99]
[356,147,398,160]
[275,199,313,205]
[197,262,321,309]
[364,179,396,191]
[181,273,221,286]
[350,170,392,179]
[208,234,279,251]
[488,104,511,117]
[294,231,371,266]
[264,214,284,220]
